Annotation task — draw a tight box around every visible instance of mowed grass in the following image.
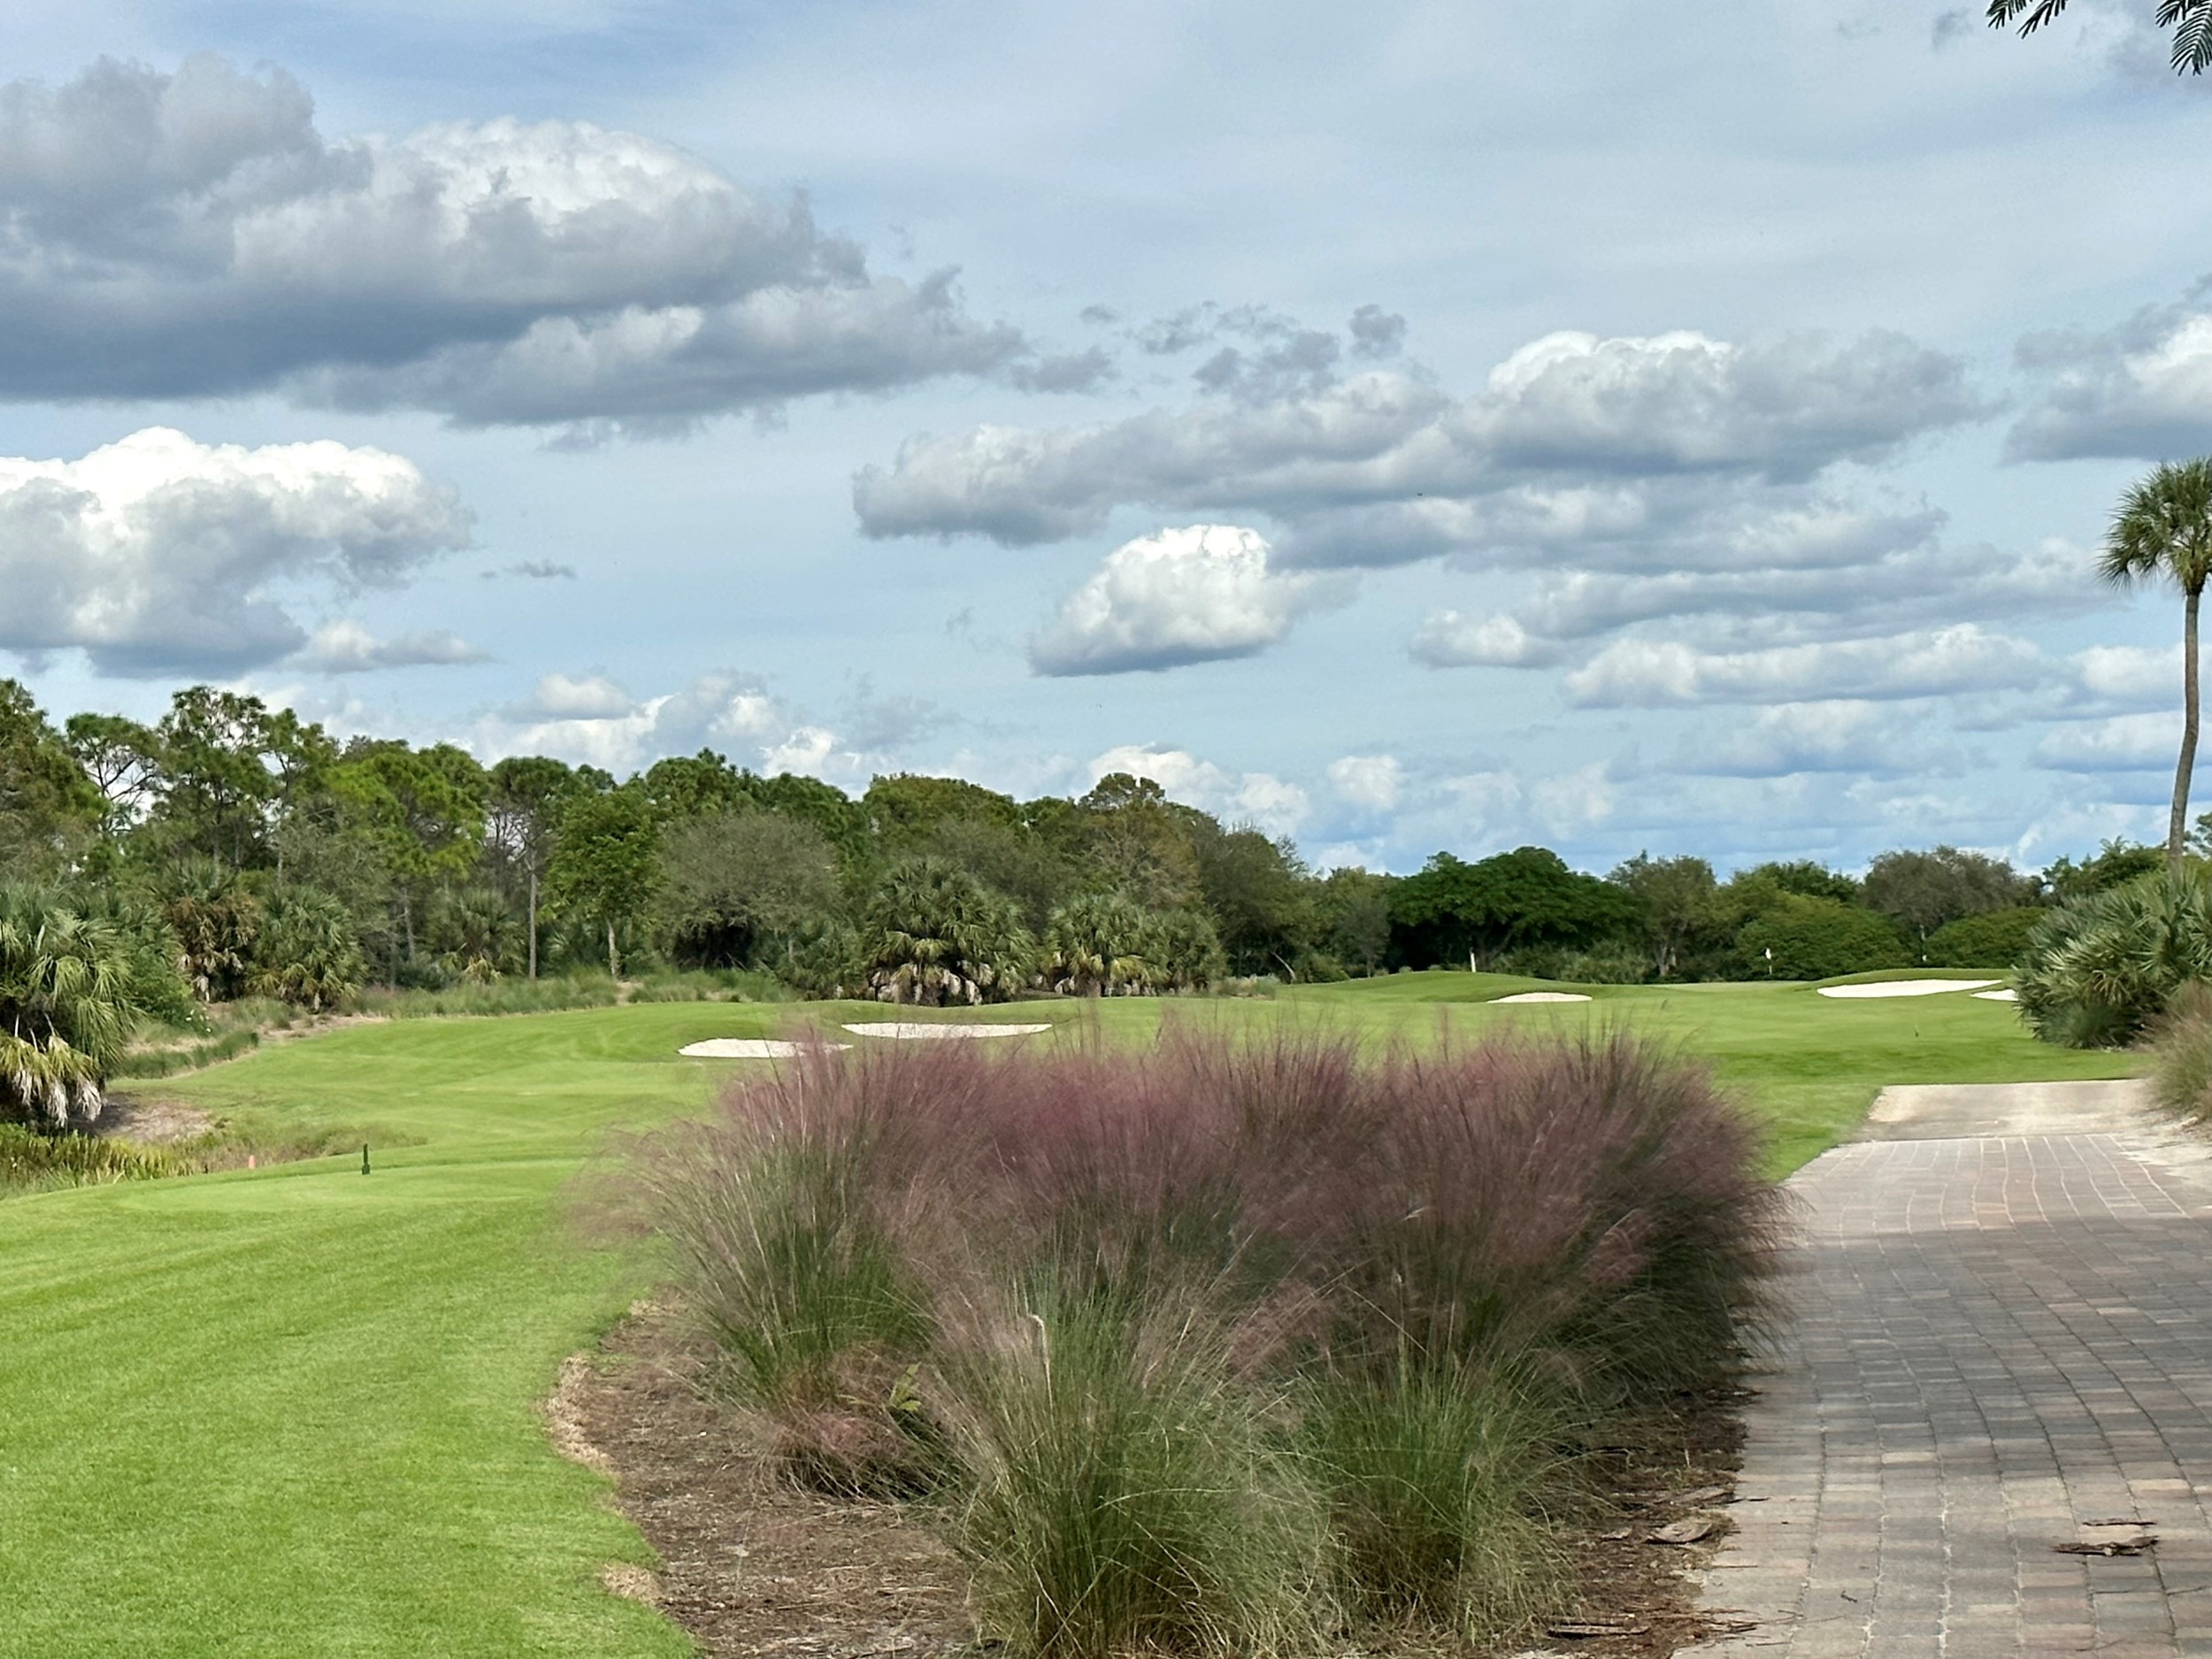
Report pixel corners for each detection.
[0,976,2139,1655]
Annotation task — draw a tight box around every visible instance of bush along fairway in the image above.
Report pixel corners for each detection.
[633,1022,1784,1655]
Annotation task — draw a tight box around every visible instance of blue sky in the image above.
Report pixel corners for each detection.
[7,0,2212,874]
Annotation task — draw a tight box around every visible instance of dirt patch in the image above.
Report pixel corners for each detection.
[558,1317,971,1658]
[97,1095,217,1144]
[558,1316,1754,1659]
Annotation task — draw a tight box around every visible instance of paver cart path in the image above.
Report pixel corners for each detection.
[1687,1080,2212,1657]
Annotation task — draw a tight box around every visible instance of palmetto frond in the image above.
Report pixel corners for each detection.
[1990,0,2212,71]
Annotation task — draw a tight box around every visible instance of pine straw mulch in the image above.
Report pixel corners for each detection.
[550,1313,1763,1659]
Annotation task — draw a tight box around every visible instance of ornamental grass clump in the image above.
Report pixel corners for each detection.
[635,1019,1778,1657]
[932,1271,1330,1659]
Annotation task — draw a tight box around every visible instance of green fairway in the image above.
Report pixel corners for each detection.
[0,979,2139,1655]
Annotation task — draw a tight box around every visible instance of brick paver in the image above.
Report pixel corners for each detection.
[1685,1081,2212,1657]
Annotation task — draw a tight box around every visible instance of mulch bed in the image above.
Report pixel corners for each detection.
[554,1314,1761,1659]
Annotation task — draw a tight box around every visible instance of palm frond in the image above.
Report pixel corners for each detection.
[1987,0,2072,35]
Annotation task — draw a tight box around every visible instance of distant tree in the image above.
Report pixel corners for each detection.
[1314,867,1394,976]
[487,756,580,979]
[150,687,280,871]
[250,888,367,1011]
[549,786,662,978]
[1043,891,1157,995]
[1736,895,1912,981]
[922,814,1073,933]
[2047,838,2165,900]
[1924,907,2046,969]
[863,773,1023,849]
[633,750,755,825]
[860,856,1033,1005]
[60,710,160,839]
[659,809,840,969]
[158,858,263,1002]
[1609,853,1727,979]
[1987,0,2212,74]
[1737,859,1860,906]
[327,742,488,966]
[1390,847,1640,970]
[0,681,101,875]
[1079,774,1204,907]
[1192,826,1316,978]
[2099,459,2212,868]
[1862,846,2033,950]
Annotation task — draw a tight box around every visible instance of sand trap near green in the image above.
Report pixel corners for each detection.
[678,1038,848,1058]
[1490,991,1594,1004]
[1816,979,1997,1000]
[842,1021,1053,1039]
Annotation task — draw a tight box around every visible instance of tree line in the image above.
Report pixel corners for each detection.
[0,676,2170,1125]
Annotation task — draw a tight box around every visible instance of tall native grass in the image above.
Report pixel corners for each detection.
[2150,982,2212,1122]
[632,1020,1779,1656]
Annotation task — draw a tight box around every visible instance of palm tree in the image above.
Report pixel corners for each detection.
[2102,459,2212,872]
[1987,0,2212,73]
[862,857,1033,1006]
[0,887,178,1129]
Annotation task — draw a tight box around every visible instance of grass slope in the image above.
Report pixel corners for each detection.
[0,979,2138,1654]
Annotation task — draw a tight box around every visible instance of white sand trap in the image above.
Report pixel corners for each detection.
[1816,979,1998,1000]
[844,1022,1054,1041]
[1490,991,1594,1004]
[679,1038,849,1059]
[1972,988,2020,1002]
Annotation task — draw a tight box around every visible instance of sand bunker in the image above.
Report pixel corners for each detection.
[1971,988,2020,1002]
[1490,991,1594,1004]
[843,1022,1054,1041]
[678,1038,849,1059]
[1816,979,1998,1000]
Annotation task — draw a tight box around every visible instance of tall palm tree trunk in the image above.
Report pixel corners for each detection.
[2176,585,2204,873]
[526,869,539,980]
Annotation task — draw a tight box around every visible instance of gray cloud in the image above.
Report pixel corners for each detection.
[855,327,1978,548]
[483,559,577,580]
[0,55,1029,427]
[1563,625,2047,707]
[2008,279,2212,461]
[0,426,470,676]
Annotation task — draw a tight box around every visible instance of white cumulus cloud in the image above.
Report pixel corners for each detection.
[1327,753,1403,812]
[0,426,470,675]
[1031,524,1313,675]
[1087,742,1308,835]
[296,620,488,672]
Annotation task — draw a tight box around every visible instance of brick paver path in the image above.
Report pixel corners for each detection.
[1686,1080,2212,1658]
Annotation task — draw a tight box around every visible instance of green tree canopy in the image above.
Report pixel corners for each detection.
[1862,846,2034,947]
[1391,846,1640,969]
[0,681,101,875]
[658,809,840,968]
[548,785,661,977]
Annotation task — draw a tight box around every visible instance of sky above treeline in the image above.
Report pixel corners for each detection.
[5,0,2212,875]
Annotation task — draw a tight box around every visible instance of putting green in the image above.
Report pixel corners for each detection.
[0,979,2142,1655]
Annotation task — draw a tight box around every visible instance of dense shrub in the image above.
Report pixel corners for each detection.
[1923,906,2044,968]
[1735,895,1910,980]
[2016,871,2212,1048]
[635,1024,1778,1654]
[861,857,1034,1005]
[250,887,368,1010]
